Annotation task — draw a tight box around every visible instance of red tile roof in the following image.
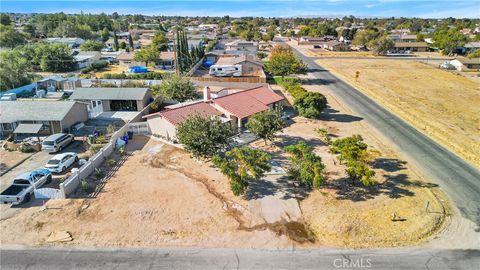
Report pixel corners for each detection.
[144,101,222,126]
[212,86,284,119]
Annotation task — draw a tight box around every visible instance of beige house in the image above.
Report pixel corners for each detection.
[215,54,264,76]
[117,52,144,67]
[69,88,152,118]
[0,101,88,137]
[393,42,428,52]
[144,85,284,141]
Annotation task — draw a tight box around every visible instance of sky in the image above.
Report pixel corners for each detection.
[0,0,479,18]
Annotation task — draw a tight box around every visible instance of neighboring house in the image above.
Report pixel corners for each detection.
[74,51,101,69]
[297,36,336,47]
[213,54,264,76]
[449,57,480,71]
[323,40,349,51]
[389,34,417,43]
[45,37,85,48]
[393,42,429,52]
[0,101,88,137]
[144,85,284,141]
[117,52,144,67]
[69,87,152,118]
[389,29,411,35]
[156,51,175,70]
[464,42,480,53]
[36,76,82,92]
[225,40,259,54]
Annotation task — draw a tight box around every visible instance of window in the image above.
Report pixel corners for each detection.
[1,123,13,131]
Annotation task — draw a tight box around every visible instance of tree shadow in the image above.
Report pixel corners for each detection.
[246,178,278,200]
[301,78,337,86]
[333,155,440,202]
[372,158,407,172]
[320,107,363,123]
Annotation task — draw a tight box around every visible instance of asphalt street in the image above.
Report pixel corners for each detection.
[291,46,480,225]
[1,247,479,270]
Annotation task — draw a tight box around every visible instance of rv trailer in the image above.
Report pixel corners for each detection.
[209,64,242,77]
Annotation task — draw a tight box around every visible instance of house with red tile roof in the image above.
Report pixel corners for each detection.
[143,85,284,141]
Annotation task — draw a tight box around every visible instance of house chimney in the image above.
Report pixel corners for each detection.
[203,86,211,101]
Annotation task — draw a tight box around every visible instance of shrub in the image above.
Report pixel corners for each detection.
[80,179,89,192]
[101,72,162,80]
[294,92,327,119]
[106,158,116,167]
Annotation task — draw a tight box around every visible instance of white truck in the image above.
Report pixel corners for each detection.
[209,64,242,77]
[0,169,52,205]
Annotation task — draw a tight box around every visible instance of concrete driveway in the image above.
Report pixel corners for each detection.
[0,140,87,216]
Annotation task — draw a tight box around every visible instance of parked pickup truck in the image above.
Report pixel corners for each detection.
[0,169,52,205]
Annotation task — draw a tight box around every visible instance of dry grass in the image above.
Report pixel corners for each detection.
[316,58,480,168]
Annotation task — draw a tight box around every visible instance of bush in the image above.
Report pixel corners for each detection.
[294,92,327,119]
[101,72,162,80]
[80,179,89,192]
[106,158,116,167]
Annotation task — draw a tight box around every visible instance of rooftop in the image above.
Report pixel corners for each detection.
[0,101,82,123]
[394,42,428,48]
[212,85,283,119]
[69,88,150,101]
[144,101,222,126]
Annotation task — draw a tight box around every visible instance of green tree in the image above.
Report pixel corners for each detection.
[113,31,119,51]
[0,25,27,47]
[246,110,284,144]
[213,147,271,196]
[265,44,307,77]
[294,91,327,119]
[0,50,34,90]
[0,14,12,26]
[151,30,169,52]
[119,41,126,49]
[133,47,158,66]
[34,43,76,72]
[352,28,382,47]
[467,49,480,59]
[284,141,326,189]
[433,28,467,55]
[177,115,236,159]
[128,34,134,49]
[80,40,104,51]
[368,36,395,56]
[329,135,376,186]
[154,74,198,102]
[101,27,110,42]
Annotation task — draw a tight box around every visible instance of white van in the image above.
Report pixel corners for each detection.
[41,133,75,153]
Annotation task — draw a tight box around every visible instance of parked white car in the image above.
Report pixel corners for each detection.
[45,152,79,173]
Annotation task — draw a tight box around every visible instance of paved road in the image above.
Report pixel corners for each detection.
[1,247,479,269]
[310,56,452,61]
[290,46,480,225]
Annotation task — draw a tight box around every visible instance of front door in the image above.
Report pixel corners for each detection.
[87,100,104,118]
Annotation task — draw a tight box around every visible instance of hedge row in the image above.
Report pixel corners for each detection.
[101,72,163,80]
[278,77,327,119]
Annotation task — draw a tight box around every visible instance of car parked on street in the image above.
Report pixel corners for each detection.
[41,133,75,153]
[0,169,52,205]
[45,152,79,173]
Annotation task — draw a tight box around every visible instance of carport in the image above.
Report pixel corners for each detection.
[13,123,43,141]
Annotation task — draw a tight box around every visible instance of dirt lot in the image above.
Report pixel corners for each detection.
[0,137,293,248]
[316,58,480,168]
[0,150,32,175]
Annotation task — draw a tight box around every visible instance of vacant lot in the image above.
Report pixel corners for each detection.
[0,137,292,248]
[316,58,480,168]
